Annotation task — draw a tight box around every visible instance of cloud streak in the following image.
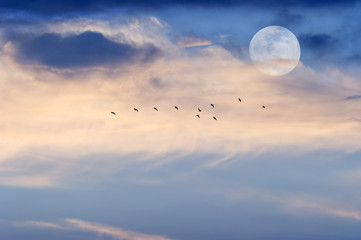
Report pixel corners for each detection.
[177,36,212,48]
[19,218,173,240]
[226,188,361,221]
[343,95,361,101]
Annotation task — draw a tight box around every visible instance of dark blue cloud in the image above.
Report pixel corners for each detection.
[271,10,303,27]
[14,31,161,68]
[297,33,342,65]
[298,32,361,66]
[343,95,361,101]
[0,0,357,13]
[298,33,337,54]
[347,54,361,63]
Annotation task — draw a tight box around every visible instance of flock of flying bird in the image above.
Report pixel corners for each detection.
[110,98,266,120]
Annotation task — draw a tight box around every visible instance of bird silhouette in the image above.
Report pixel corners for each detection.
[211,104,214,108]
[213,116,217,120]
[238,98,242,102]
[262,105,266,108]
[134,108,139,112]
[111,112,116,115]
[198,108,202,112]
[175,106,178,110]
[154,107,158,111]
[196,114,200,118]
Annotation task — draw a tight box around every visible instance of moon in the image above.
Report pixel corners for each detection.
[249,26,301,76]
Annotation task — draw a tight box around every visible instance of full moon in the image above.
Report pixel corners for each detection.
[249,26,301,76]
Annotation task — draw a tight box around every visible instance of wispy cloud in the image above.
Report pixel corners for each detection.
[19,218,173,240]
[343,95,361,100]
[0,174,58,188]
[289,199,361,221]
[18,220,69,230]
[177,36,212,48]
[227,188,361,221]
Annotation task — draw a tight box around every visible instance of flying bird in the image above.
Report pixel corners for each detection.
[213,116,217,120]
[175,106,178,110]
[196,114,200,118]
[134,108,139,112]
[211,104,214,108]
[198,108,202,112]
[110,112,116,115]
[262,105,266,108]
[238,98,242,102]
[154,107,158,111]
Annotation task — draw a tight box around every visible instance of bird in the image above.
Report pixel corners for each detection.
[134,108,139,112]
[213,116,217,120]
[154,107,158,111]
[175,106,178,110]
[198,108,202,112]
[211,104,214,108]
[238,98,242,102]
[262,105,266,108]
[196,114,200,118]
[110,111,116,115]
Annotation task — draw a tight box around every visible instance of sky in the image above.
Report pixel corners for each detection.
[1,0,361,239]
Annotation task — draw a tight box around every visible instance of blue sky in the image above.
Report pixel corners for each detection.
[0,1,361,239]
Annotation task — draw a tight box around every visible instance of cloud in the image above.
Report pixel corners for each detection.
[271,10,303,27]
[347,54,361,64]
[1,15,361,188]
[343,95,361,100]
[289,199,361,221]
[12,31,161,68]
[177,36,212,48]
[19,218,173,240]
[1,7,360,240]
[0,0,357,14]
[0,174,57,188]
[0,14,173,54]
[1,1,360,69]
[226,188,361,221]
[298,33,337,56]
[18,221,69,231]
